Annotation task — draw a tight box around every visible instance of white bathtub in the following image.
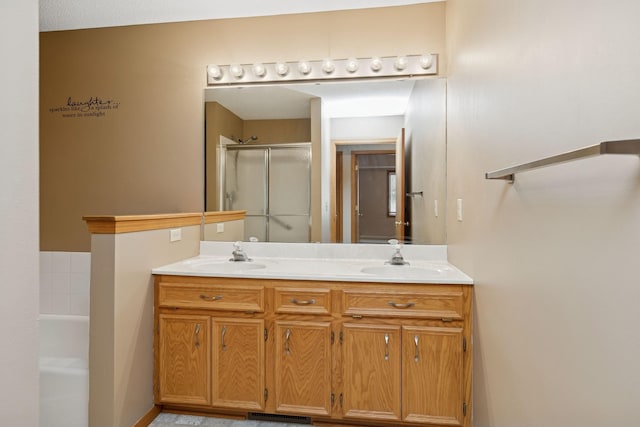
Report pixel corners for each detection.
[39,314,89,427]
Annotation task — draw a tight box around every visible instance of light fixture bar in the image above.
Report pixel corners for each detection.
[206,54,438,86]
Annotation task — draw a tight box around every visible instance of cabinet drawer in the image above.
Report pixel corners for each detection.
[158,282,264,312]
[342,288,464,320]
[274,287,331,315]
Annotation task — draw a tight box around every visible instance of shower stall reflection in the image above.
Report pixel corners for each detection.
[221,143,311,242]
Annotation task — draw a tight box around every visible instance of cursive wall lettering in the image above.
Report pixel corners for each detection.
[49,96,120,119]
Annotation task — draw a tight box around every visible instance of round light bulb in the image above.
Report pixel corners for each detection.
[345,58,359,73]
[370,57,383,72]
[208,65,223,80]
[321,59,335,74]
[419,54,434,69]
[252,63,266,77]
[230,64,244,79]
[275,62,289,77]
[297,61,312,75]
[394,56,408,71]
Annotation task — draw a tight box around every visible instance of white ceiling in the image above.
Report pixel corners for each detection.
[39,0,441,32]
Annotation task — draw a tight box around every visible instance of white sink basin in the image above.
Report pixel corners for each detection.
[188,260,267,272]
[360,264,448,278]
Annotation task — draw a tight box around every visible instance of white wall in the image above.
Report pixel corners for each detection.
[0,1,39,425]
[331,116,404,140]
[446,0,640,426]
[40,252,91,315]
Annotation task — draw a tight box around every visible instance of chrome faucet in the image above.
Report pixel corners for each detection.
[230,241,250,262]
[386,239,409,266]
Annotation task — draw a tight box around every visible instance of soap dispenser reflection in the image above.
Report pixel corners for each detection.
[386,239,409,266]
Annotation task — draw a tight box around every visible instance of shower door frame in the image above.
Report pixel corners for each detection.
[220,142,312,242]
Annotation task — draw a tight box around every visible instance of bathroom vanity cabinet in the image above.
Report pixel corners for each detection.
[156,280,265,410]
[272,287,334,417]
[153,275,472,427]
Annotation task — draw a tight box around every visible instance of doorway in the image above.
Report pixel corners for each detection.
[331,135,407,244]
[351,151,396,243]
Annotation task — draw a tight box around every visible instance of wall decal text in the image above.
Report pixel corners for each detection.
[49,96,120,119]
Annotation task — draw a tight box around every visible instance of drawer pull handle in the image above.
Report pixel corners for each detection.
[387,301,415,309]
[414,335,419,362]
[199,294,223,301]
[384,334,390,361]
[285,328,291,355]
[290,298,316,305]
[221,326,227,351]
[194,323,201,348]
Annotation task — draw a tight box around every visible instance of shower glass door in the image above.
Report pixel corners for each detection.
[223,144,311,242]
[224,147,268,241]
[269,146,311,242]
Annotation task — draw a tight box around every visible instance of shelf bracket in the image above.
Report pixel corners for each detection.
[485,139,640,183]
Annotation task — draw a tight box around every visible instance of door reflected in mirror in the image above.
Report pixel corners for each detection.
[204,78,446,245]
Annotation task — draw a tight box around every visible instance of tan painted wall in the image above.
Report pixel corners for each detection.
[243,119,311,144]
[206,102,244,145]
[40,2,447,252]
[446,0,640,425]
[89,225,200,427]
[205,102,244,211]
[405,78,447,244]
[203,219,244,241]
[310,98,323,242]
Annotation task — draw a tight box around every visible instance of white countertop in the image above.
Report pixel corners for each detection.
[152,242,473,285]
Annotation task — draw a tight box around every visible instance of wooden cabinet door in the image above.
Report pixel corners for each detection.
[402,326,464,425]
[274,321,332,416]
[342,323,401,422]
[158,314,211,405]
[211,318,265,410]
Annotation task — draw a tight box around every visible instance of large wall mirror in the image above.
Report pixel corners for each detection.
[204,77,446,245]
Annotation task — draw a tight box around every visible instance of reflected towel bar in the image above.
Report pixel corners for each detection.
[406,191,423,198]
[485,139,640,182]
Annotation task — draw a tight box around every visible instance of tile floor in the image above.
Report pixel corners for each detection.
[149,413,309,427]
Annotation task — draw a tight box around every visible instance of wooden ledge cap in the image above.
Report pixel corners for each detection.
[83,213,203,234]
[203,210,246,224]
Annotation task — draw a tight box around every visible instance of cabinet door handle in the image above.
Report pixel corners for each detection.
[387,301,415,309]
[290,298,316,305]
[194,323,201,348]
[285,328,291,354]
[384,334,390,361]
[199,294,223,301]
[414,335,419,362]
[221,325,227,351]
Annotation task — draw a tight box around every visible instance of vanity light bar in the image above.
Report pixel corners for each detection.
[206,54,438,86]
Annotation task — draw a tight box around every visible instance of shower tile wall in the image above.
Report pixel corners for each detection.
[40,252,91,315]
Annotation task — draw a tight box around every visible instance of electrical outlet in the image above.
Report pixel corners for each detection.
[216,223,225,233]
[170,228,182,242]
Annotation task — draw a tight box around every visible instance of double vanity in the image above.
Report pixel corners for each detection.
[152,241,473,427]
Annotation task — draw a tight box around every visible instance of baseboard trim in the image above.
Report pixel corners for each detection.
[133,405,162,427]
